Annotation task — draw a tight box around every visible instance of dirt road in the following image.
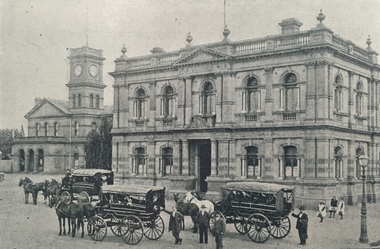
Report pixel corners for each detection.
[0,173,379,249]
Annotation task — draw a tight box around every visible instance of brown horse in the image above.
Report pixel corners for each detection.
[173,193,199,233]
[18,178,39,205]
[46,179,61,205]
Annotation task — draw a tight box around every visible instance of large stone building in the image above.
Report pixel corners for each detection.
[12,46,112,173]
[110,12,380,205]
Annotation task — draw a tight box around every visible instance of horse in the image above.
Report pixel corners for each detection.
[173,193,199,233]
[24,177,49,204]
[184,191,214,214]
[18,178,39,205]
[50,195,96,237]
[46,179,61,205]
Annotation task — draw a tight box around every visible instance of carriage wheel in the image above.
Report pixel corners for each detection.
[61,191,71,204]
[78,191,91,204]
[87,216,107,241]
[121,215,144,245]
[234,217,250,234]
[246,213,271,243]
[209,212,216,236]
[110,217,128,236]
[144,215,164,240]
[270,217,291,239]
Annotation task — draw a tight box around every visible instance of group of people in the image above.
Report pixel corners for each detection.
[163,204,226,249]
[317,196,345,222]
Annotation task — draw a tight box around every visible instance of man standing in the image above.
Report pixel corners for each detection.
[292,205,308,246]
[213,212,226,249]
[162,206,184,245]
[197,204,210,244]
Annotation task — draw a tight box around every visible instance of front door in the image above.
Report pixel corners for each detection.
[198,140,211,193]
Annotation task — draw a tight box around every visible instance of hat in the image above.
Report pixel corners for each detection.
[320,200,325,204]
[201,204,206,208]
[215,211,221,216]
[299,205,306,210]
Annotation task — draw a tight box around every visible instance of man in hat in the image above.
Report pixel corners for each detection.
[162,206,184,245]
[197,204,210,244]
[292,205,308,246]
[213,212,226,249]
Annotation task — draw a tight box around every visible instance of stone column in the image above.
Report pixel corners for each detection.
[147,139,155,175]
[25,154,30,173]
[181,139,189,175]
[305,62,317,121]
[211,139,218,176]
[34,154,39,172]
[218,140,230,176]
[113,85,120,128]
[264,67,274,122]
[263,132,274,178]
[215,74,223,124]
[304,137,316,178]
[148,81,156,129]
[316,137,330,178]
[315,60,331,120]
[177,78,185,127]
[348,71,355,128]
[184,77,193,126]
[347,140,355,180]
[229,140,236,177]
[172,140,180,174]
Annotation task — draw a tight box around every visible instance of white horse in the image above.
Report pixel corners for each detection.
[184,191,214,214]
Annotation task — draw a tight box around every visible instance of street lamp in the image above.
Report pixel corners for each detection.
[358,154,368,243]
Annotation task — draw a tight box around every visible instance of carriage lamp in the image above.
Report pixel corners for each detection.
[358,154,368,243]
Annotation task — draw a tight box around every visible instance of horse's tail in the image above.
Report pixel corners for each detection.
[77,219,81,231]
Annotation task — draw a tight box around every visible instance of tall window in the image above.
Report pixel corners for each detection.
[246,146,260,179]
[356,148,364,179]
[162,147,173,176]
[44,123,49,137]
[133,147,146,175]
[36,123,40,137]
[161,86,175,117]
[356,82,364,115]
[242,77,261,112]
[334,147,343,179]
[133,89,146,119]
[90,94,94,108]
[280,73,299,111]
[54,122,58,136]
[283,146,298,180]
[334,75,344,112]
[201,82,215,114]
[96,95,100,109]
[78,94,82,107]
[73,94,76,108]
[74,122,79,136]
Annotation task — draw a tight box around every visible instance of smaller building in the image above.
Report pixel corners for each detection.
[12,46,112,173]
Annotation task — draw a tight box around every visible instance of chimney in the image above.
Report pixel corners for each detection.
[35,97,42,106]
[279,18,303,34]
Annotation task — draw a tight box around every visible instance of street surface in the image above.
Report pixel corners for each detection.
[1,173,379,249]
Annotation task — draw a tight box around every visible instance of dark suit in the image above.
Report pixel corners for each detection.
[197,210,210,243]
[292,212,308,245]
[167,210,184,244]
[214,217,226,249]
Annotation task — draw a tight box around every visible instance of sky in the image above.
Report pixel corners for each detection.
[1,0,380,133]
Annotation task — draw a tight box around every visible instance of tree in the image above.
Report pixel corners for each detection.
[0,127,25,159]
[84,116,112,169]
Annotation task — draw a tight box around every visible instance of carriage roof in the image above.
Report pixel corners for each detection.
[71,169,113,177]
[101,184,165,195]
[225,182,295,194]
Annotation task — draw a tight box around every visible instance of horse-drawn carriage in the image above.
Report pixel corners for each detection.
[87,184,166,245]
[209,182,295,243]
[60,169,114,204]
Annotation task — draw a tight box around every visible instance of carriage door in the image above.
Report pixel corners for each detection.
[198,140,211,193]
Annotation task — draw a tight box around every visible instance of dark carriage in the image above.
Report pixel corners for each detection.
[87,184,166,245]
[209,182,295,243]
[60,169,114,203]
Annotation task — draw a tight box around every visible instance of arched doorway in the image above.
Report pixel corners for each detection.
[28,149,34,172]
[19,149,25,172]
[38,149,44,172]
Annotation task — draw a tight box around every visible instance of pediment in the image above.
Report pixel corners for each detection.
[25,99,70,119]
[173,47,230,66]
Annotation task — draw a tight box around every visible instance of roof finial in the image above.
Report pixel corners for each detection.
[366,35,372,49]
[121,44,127,59]
[223,25,231,42]
[317,9,326,25]
[186,32,193,48]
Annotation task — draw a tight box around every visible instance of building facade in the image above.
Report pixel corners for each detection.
[12,46,112,173]
[110,13,380,206]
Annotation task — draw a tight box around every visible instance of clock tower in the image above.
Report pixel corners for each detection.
[66,46,106,111]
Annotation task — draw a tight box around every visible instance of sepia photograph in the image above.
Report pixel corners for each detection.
[1,0,380,248]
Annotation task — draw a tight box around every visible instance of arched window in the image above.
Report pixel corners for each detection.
[245,146,260,179]
[54,122,59,136]
[280,73,299,111]
[356,82,364,115]
[334,147,343,179]
[36,123,40,137]
[73,94,76,108]
[38,149,44,171]
[78,94,82,107]
[133,89,146,119]
[74,122,79,136]
[44,123,49,137]
[162,147,173,176]
[133,147,146,175]
[161,86,175,117]
[96,95,100,109]
[90,94,94,108]
[283,146,298,180]
[202,82,215,114]
[242,77,261,112]
[334,75,344,112]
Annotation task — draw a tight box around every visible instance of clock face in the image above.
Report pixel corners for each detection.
[89,65,98,78]
[74,65,82,76]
